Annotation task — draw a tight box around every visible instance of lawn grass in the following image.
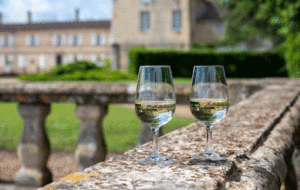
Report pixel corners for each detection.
[0,103,195,153]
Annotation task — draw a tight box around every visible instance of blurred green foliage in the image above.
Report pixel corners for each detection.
[18,61,137,82]
[220,0,300,78]
[128,47,287,78]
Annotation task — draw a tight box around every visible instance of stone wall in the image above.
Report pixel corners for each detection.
[1,78,299,189]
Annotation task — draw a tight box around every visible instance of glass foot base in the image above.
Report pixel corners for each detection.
[138,156,174,165]
[192,152,226,161]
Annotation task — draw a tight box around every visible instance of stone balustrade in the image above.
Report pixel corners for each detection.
[35,78,300,190]
[0,78,298,189]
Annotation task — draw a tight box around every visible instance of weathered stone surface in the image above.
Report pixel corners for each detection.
[15,104,52,187]
[1,78,296,105]
[38,79,300,190]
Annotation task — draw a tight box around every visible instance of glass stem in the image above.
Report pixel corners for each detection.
[150,127,160,158]
[205,125,214,154]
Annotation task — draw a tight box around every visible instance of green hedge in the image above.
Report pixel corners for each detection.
[19,61,137,82]
[128,48,287,78]
[191,41,228,50]
[285,33,300,78]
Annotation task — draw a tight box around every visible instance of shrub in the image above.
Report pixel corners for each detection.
[128,48,287,78]
[19,61,137,82]
[285,33,300,78]
[191,41,228,50]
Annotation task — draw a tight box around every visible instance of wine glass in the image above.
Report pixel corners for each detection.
[135,66,176,165]
[190,66,229,161]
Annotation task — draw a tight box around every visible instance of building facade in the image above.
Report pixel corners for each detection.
[112,0,225,70]
[0,10,113,75]
[0,0,225,75]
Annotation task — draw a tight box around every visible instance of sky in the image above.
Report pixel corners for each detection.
[0,0,112,24]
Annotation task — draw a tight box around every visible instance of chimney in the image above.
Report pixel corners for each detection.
[27,11,32,24]
[75,8,80,22]
[0,13,2,25]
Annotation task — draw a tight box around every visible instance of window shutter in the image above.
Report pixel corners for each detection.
[26,34,31,46]
[0,35,4,47]
[68,34,74,46]
[77,34,83,46]
[0,55,4,67]
[18,55,26,68]
[39,55,47,69]
[7,35,14,47]
[52,34,58,46]
[91,33,97,46]
[61,34,67,46]
[34,34,39,46]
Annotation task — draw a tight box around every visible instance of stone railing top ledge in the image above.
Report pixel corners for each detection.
[39,79,300,190]
[0,77,298,95]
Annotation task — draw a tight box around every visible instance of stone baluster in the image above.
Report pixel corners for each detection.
[75,104,108,171]
[15,104,52,187]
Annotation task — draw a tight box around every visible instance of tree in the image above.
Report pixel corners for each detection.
[220,0,300,77]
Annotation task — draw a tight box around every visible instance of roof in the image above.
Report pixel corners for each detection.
[0,20,111,33]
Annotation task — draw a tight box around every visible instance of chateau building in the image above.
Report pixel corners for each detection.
[0,0,225,75]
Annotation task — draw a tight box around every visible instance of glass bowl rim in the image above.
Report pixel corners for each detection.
[193,65,224,67]
[140,65,171,67]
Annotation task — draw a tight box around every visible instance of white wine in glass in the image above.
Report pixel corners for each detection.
[135,66,176,165]
[190,66,229,161]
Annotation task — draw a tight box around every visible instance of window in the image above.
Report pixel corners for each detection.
[141,11,150,32]
[173,10,181,32]
[0,35,14,47]
[76,54,83,61]
[26,34,39,46]
[74,34,83,46]
[0,35,4,47]
[91,54,105,66]
[217,22,225,35]
[7,35,14,47]
[91,34,106,46]
[68,34,82,46]
[68,54,75,63]
[18,55,26,68]
[39,55,47,69]
[6,55,13,65]
[0,54,14,66]
[52,34,66,46]
[109,34,114,45]
[99,54,105,66]
[140,0,150,3]
[91,54,97,63]
[0,55,4,67]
